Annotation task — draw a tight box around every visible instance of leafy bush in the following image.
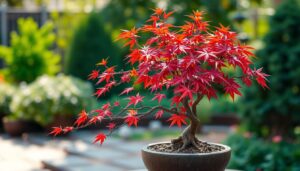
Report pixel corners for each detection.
[238,0,300,138]
[0,18,60,83]
[65,12,120,88]
[225,133,300,171]
[9,75,96,126]
[0,83,15,115]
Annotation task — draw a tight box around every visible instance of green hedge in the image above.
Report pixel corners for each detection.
[225,133,300,171]
[238,0,300,138]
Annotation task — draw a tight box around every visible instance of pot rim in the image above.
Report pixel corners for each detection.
[142,141,231,156]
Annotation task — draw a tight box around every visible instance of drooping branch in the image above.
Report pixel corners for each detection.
[73,105,179,131]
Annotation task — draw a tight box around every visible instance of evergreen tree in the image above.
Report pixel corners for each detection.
[239,0,300,138]
[65,12,120,85]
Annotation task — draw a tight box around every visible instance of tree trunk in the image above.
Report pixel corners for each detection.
[171,112,201,151]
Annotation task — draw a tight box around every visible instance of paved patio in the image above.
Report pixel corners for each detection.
[0,126,231,171]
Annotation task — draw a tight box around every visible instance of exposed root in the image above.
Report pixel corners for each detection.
[171,125,203,152]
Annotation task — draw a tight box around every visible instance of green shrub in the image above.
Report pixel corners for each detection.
[0,83,15,115]
[0,18,60,83]
[238,0,300,138]
[9,75,96,126]
[65,12,120,87]
[225,133,300,171]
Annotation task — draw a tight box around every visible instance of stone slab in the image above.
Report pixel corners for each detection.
[66,164,122,171]
[112,155,145,170]
[66,146,127,161]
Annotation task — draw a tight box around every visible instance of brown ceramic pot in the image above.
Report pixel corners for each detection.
[142,142,231,171]
[3,117,42,136]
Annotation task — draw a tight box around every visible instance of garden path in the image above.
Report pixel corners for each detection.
[0,126,231,171]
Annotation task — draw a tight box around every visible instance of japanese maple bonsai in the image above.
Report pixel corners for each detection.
[51,9,268,171]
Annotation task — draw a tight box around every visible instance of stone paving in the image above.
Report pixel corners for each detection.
[0,126,232,171]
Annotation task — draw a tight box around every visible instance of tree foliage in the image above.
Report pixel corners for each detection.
[51,9,267,148]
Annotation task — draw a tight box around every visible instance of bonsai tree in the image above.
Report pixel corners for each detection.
[51,9,268,151]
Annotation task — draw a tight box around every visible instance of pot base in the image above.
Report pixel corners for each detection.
[142,141,231,171]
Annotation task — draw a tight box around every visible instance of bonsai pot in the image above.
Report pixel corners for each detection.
[3,117,43,136]
[142,142,231,171]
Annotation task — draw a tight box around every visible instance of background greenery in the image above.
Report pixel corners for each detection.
[0,0,299,169]
[0,18,60,83]
[9,75,96,126]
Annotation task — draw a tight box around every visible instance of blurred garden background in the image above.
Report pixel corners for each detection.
[0,0,299,170]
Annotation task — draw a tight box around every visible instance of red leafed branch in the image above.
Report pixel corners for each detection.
[50,8,269,145]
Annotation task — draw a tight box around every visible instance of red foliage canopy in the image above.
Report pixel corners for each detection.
[50,9,268,145]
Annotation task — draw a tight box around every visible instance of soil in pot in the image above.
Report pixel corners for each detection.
[148,140,224,153]
[142,141,231,171]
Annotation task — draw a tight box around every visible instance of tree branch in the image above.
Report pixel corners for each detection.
[192,93,203,115]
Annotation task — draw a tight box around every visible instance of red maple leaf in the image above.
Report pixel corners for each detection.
[125,115,139,127]
[152,93,166,104]
[103,110,112,117]
[74,110,88,127]
[107,122,116,131]
[168,114,187,128]
[127,93,144,106]
[255,68,269,89]
[94,87,108,98]
[118,27,139,49]
[88,70,99,80]
[130,68,138,77]
[88,116,103,124]
[49,127,62,136]
[163,11,174,19]
[93,133,106,145]
[224,79,242,101]
[155,110,164,119]
[242,77,252,87]
[102,103,111,110]
[63,126,73,133]
[152,8,164,16]
[175,86,193,101]
[127,49,142,65]
[121,73,131,83]
[120,87,134,95]
[171,96,181,106]
[96,58,108,66]
[105,81,116,89]
[114,101,120,106]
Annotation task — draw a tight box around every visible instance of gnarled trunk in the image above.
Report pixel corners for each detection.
[171,113,201,151]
